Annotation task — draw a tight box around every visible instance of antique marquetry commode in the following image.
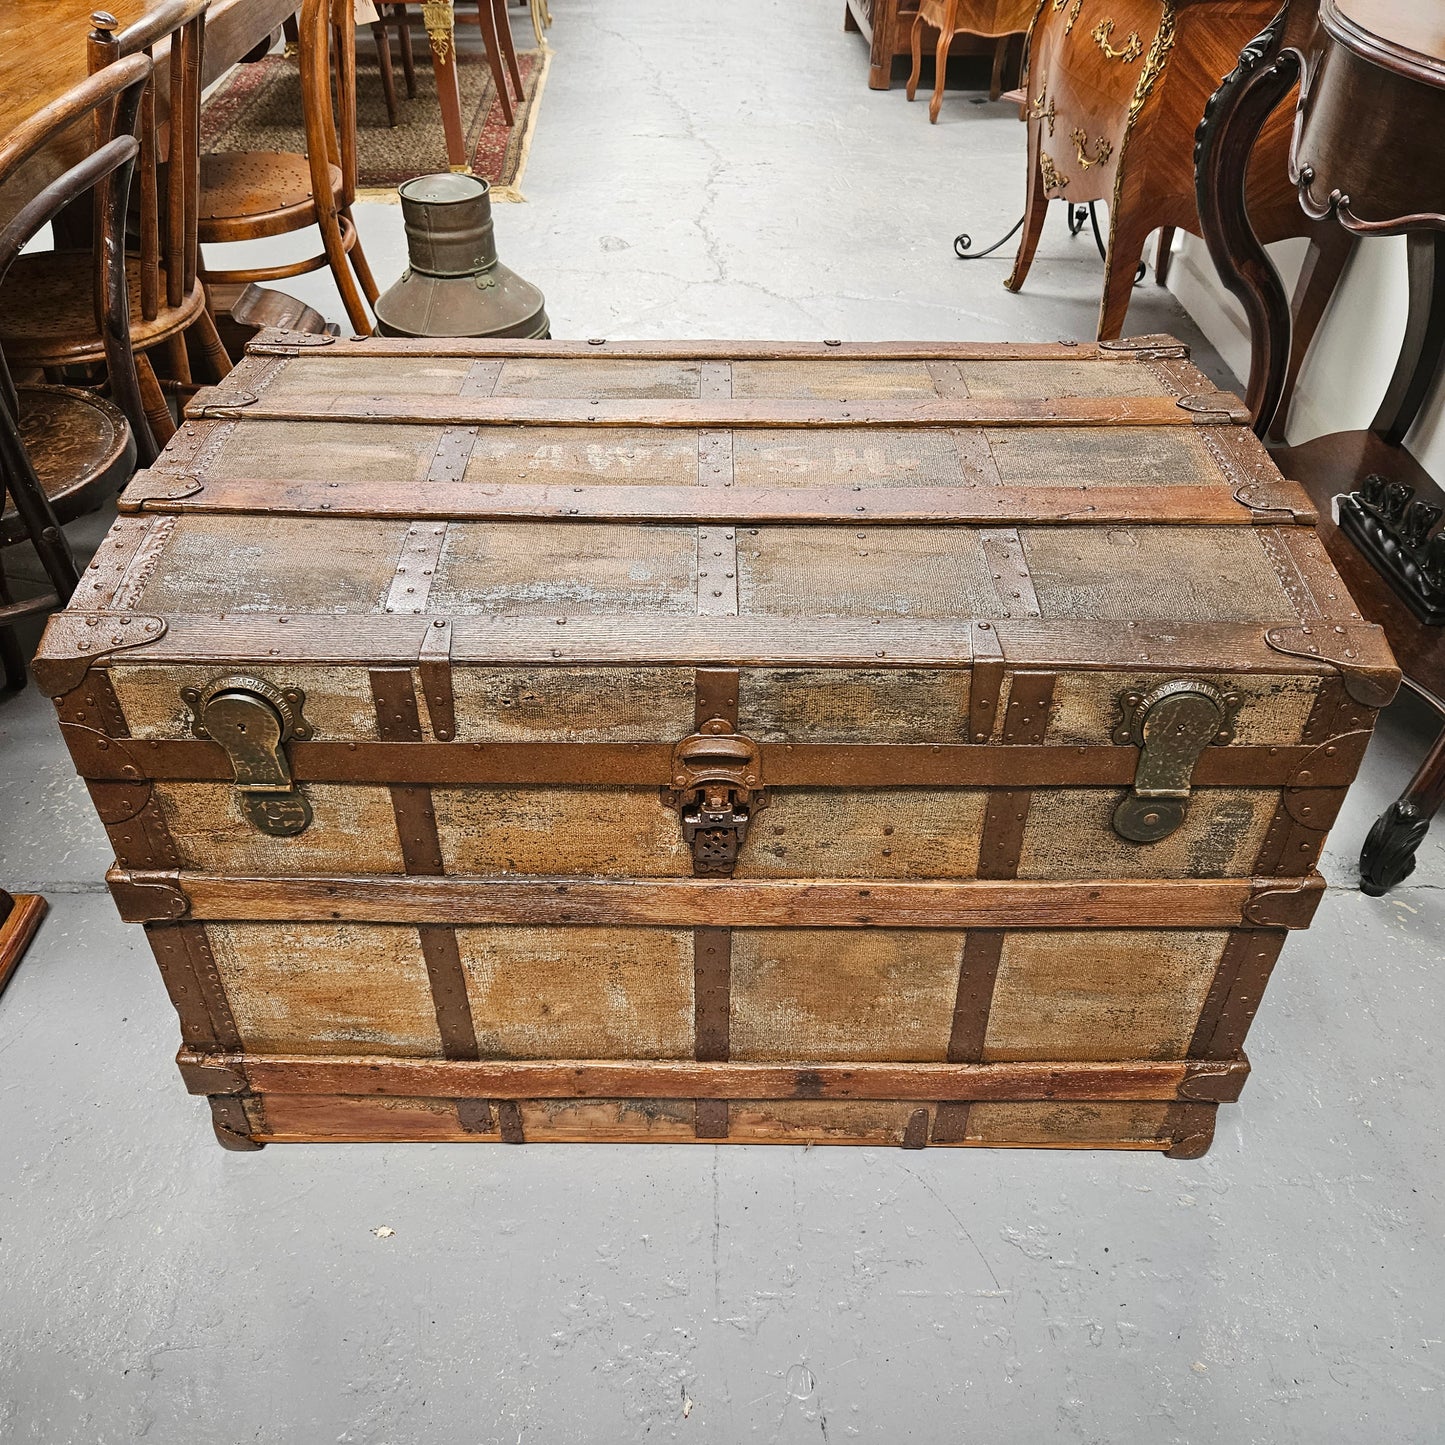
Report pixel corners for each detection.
[38,332,1394,1154]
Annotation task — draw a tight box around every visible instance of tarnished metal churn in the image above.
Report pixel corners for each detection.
[373,173,549,339]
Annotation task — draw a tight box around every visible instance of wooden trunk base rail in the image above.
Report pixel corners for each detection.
[179,1051,1250,1103]
[62,735,1372,791]
[111,870,1326,930]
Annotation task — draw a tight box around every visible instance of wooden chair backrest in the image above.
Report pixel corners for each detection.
[0,54,152,595]
[87,0,208,322]
[298,0,359,214]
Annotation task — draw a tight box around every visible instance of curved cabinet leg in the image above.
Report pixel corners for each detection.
[930,24,952,122]
[1005,126,1050,292]
[1097,208,1153,340]
[907,13,925,99]
[1372,230,1445,448]
[1360,720,1445,895]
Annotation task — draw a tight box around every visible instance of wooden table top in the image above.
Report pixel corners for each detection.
[1329,0,1445,79]
[0,0,296,221]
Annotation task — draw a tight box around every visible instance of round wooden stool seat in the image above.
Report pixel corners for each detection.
[0,385,135,547]
[199,151,346,243]
[0,252,208,366]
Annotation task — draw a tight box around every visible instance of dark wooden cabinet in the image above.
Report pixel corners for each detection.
[1196,0,1445,891]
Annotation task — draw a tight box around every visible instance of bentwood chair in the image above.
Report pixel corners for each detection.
[0,56,152,694]
[198,0,379,334]
[0,3,227,457]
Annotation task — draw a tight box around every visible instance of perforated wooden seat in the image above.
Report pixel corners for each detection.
[0,252,207,364]
[0,386,135,547]
[195,0,378,334]
[199,151,347,243]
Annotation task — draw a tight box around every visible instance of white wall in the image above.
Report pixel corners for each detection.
[1167,230,1445,473]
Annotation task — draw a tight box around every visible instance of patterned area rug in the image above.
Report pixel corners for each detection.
[200,35,550,201]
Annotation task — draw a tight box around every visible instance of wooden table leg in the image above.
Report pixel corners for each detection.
[0,891,47,1000]
[422,0,469,172]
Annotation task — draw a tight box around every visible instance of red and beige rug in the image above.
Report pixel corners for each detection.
[201,32,550,201]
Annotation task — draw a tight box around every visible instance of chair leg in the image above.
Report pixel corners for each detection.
[160,330,192,388]
[371,21,399,126]
[0,564,28,695]
[136,353,177,446]
[930,25,952,123]
[1154,226,1176,286]
[189,305,234,383]
[476,0,516,125]
[322,212,374,335]
[492,0,525,101]
[906,15,925,101]
[345,215,382,308]
[530,0,546,47]
[395,6,417,97]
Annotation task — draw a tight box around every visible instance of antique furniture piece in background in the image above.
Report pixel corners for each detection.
[367,0,523,157]
[0,4,230,458]
[1009,0,1353,350]
[847,0,1015,91]
[199,0,379,334]
[0,0,306,349]
[368,3,417,130]
[372,173,548,337]
[0,889,48,999]
[1195,0,1445,893]
[907,0,1038,117]
[0,57,153,690]
[38,333,1393,1154]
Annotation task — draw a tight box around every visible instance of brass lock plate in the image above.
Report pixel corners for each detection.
[1112,680,1240,843]
[662,725,767,877]
[182,676,313,837]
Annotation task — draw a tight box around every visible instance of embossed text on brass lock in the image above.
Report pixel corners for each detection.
[181,676,314,837]
[1111,679,1240,843]
[662,725,767,877]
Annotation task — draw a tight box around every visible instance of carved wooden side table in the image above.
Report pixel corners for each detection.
[907,0,1038,119]
[846,0,1010,90]
[1196,0,1445,892]
[1008,0,1352,347]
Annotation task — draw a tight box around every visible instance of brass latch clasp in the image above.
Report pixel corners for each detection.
[1112,679,1240,843]
[182,675,314,837]
[663,724,767,877]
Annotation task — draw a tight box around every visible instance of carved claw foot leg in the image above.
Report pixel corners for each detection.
[1360,723,1445,895]
[1360,799,1432,895]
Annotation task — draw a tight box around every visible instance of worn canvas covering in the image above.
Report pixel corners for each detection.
[38,334,1397,1153]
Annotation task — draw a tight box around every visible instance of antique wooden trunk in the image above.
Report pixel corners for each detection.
[37,332,1397,1155]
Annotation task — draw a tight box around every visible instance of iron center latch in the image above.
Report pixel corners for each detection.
[1112,679,1240,843]
[182,675,314,837]
[662,722,767,877]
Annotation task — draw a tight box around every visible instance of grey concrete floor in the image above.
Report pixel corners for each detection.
[4,1,1445,1440]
